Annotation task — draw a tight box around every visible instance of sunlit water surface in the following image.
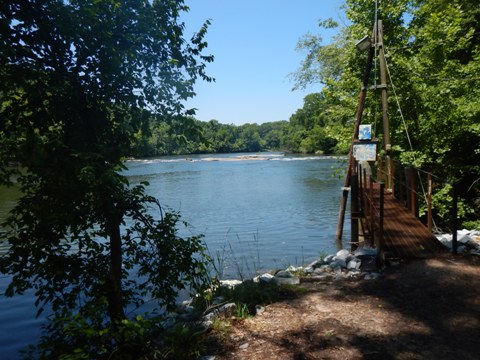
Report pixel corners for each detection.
[0,152,349,358]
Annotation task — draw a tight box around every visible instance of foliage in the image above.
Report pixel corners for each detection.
[233,303,251,319]
[158,323,206,360]
[0,0,213,357]
[130,118,293,156]
[290,0,480,227]
[213,280,302,316]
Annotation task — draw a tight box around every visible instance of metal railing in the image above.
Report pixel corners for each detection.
[376,156,459,253]
[350,163,385,252]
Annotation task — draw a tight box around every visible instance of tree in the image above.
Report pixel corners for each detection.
[0,0,213,357]
[292,0,480,226]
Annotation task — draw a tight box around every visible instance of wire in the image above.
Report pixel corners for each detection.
[383,48,440,232]
[373,0,379,137]
[383,48,414,152]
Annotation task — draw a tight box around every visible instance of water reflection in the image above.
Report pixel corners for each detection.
[0,153,349,358]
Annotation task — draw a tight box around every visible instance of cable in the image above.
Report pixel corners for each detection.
[383,47,440,232]
[383,48,414,152]
[373,0,379,137]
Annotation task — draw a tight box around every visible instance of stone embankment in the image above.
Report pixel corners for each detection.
[168,229,480,346]
[198,229,480,326]
[195,246,381,330]
[435,229,480,255]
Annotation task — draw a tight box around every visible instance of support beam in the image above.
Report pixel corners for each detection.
[335,29,375,242]
[377,20,391,153]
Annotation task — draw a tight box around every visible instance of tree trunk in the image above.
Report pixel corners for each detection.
[107,215,126,323]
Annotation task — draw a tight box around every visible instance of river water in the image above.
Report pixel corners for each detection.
[0,152,349,358]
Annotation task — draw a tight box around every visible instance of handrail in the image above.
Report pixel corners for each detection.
[376,155,459,253]
[353,164,385,252]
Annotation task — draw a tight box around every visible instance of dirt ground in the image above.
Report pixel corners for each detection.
[204,254,480,360]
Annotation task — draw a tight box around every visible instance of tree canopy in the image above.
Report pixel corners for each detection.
[0,1,213,357]
[291,0,480,228]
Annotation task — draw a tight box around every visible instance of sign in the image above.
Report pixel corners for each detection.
[353,142,377,161]
[358,124,372,140]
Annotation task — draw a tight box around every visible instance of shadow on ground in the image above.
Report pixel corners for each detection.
[206,254,480,359]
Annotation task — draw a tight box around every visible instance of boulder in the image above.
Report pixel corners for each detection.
[347,258,362,270]
[204,303,237,321]
[335,249,350,260]
[330,258,346,269]
[354,247,377,257]
[273,270,300,285]
[255,273,274,283]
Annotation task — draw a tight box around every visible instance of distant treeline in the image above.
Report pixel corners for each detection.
[130,94,349,158]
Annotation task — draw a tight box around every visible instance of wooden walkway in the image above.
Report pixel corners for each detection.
[380,193,447,258]
[359,181,447,259]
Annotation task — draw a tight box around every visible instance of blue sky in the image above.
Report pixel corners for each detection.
[181,0,345,125]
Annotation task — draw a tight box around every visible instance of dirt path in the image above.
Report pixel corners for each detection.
[205,254,480,359]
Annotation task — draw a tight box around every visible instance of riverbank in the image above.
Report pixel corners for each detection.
[197,231,480,359]
[203,252,480,359]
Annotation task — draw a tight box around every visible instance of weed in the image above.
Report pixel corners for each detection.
[279,283,309,295]
[158,323,205,360]
[318,250,329,263]
[234,303,251,319]
[211,318,231,338]
[322,330,335,339]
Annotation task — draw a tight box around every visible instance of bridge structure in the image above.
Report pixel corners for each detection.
[335,19,457,261]
[348,157,456,261]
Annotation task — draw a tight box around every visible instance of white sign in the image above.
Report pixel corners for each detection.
[353,143,377,161]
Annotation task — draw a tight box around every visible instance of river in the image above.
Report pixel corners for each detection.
[0,152,349,358]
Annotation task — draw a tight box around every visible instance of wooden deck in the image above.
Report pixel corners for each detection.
[380,193,447,258]
[359,181,447,259]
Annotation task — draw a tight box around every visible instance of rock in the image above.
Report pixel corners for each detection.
[330,258,346,269]
[457,229,470,238]
[333,272,346,281]
[354,247,377,256]
[323,254,335,264]
[199,319,213,332]
[306,259,323,268]
[459,235,480,250]
[310,272,331,280]
[220,279,242,288]
[318,264,331,272]
[255,305,265,315]
[347,270,361,278]
[273,271,300,285]
[286,265,302,272]
[254,273,274,283]
[313,266,328,274]
[303,266,314,274]
[358,255,378,272]
[364,272,380,280]
[239,343,249,350]
[176,299,194,313]
[212,296,225,305]
[204,303,237,320]
[335,249,350,260]
[437,236,453,249]
[347,259,361,270]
